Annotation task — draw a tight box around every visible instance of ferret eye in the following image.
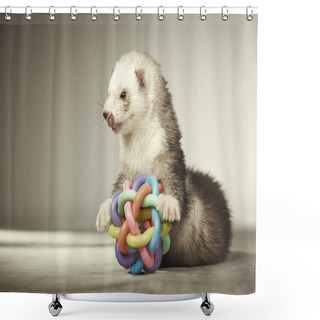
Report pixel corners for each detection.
[120,91,126,99]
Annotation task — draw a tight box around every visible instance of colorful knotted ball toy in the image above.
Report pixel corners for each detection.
[108,174,172,275]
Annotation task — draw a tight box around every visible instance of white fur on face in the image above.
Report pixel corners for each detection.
[104,51,166,169]
[103,55,150,135]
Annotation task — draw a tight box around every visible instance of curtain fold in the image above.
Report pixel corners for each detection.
[0,14,256,231]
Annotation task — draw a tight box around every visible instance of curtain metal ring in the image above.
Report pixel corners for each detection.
[221,6,228,21]
[49,6,55,21]
[70,6,77,21]
[4,6,12,21]
[113,6,120,21]
[90,6,97,21]
[246,6,253,21]
[135,6,142,21]
[177,6,184,21]
[200,6,207,21]
[157,6,164,21]
[25,6,32,21]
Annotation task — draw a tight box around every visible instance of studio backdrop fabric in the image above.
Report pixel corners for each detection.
[0,12,257,294]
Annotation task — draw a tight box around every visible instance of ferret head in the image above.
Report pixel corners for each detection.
[103,51,163,135]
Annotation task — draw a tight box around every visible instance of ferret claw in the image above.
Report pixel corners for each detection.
[96,198,112,231]
[157,194,181,222]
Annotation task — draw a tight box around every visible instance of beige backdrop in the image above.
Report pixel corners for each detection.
[0,14,257,231]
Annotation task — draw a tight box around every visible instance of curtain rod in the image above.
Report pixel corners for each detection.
[0,6,258,15]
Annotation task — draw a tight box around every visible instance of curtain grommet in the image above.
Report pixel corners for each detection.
[70,6,77,21]
[221,6,229,21]
[200,6,207,21]
[90,6,97,21]
[177,6,184,21]
[135,6,142,21]
[113,6,120,21]
[4,6,12,21]
[157,6,164,21]
[25,6,32,21]
[246,6,253,21]
[49,6,55,21]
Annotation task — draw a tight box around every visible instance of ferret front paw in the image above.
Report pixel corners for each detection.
[96,198,112,232]
[157,194,181,222]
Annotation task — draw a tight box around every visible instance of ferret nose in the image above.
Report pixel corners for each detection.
[103,112,109,120]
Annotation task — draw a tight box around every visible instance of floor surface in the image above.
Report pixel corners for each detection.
[0,228,255,294]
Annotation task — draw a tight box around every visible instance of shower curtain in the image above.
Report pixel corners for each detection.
[0,8,257,295]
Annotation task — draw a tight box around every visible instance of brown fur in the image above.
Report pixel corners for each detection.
[135,69,146,89]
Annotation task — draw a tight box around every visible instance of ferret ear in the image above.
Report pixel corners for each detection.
[135,69,145,90]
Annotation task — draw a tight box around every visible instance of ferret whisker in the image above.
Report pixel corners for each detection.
[93,112,105,128]
[93,99,104,109]
[97,82,106,104]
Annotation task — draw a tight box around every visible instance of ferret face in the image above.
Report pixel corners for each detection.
[103,61,147,135]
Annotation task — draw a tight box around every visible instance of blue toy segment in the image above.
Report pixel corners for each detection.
[146,176,161,254]
[130,257,145,275]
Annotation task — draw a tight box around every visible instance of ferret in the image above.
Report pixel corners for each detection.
[96,51,231,267]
